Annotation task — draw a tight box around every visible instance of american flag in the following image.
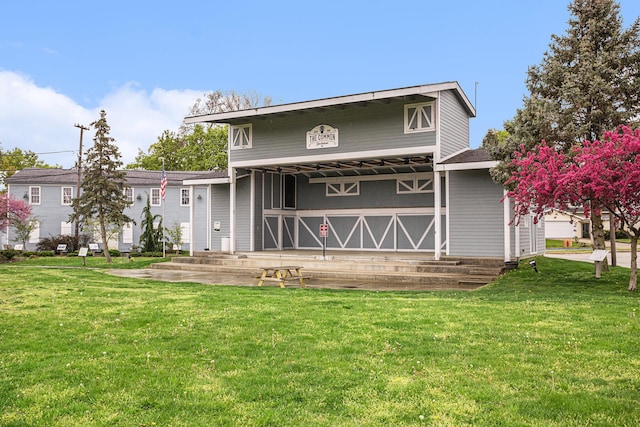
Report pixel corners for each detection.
[160,166,167,201]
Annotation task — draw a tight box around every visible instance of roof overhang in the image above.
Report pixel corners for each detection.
[182,177,231,185]
[184,81,475,125]
[435,160,499,172]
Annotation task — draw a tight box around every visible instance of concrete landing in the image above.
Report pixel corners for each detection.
[106,268,486,291]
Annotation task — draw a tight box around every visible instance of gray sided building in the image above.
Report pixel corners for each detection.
[185,82,544,262]
[5,168,224,252]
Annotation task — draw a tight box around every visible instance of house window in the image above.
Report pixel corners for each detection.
[61,187,73,205]
[180,188,190,206]
[124,187,134,204]
[404,102,435,133]
[151,188,161,206]
[29,186,41,205]
[397,176,434,194]
[230,124,252,150]
[326,181,359,197]
[283,175,296,209]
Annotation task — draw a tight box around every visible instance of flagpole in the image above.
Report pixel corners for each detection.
[161,157,166,258]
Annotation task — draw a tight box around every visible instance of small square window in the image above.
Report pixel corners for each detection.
[404,102,435,133]
[230,124,252,150]
[29,186,41,205]
[151,188,161,206]
[62,187,73,205]
[124,187,134,204]
[180,188,190,206]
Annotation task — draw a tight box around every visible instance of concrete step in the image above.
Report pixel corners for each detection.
[170,255,503,277]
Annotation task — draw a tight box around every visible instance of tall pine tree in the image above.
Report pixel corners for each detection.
[69,110,134,263]
[486,0,640,254]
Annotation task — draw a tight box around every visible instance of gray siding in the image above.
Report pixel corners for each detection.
[230,99,436,164]
[296,175,441,210]
[235,176,252,251]
[191,186,209,251]
[7,182,202,252]
[448,169,505,257]
[253,173,263,251]
[8,184,74,250]
[440,90,471,159]
[210,185,230,251]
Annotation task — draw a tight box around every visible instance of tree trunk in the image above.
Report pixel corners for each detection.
[591,213,609,272]
[629,236,638,292]
[99,214,112,263]
[610,213,617,267]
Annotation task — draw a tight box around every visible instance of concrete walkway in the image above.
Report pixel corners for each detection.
[544,247,632,268]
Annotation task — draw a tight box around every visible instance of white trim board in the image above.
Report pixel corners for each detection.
[230,146,437,169]
[184,82,475,125]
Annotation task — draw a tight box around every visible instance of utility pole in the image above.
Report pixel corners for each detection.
[74,123,90,240]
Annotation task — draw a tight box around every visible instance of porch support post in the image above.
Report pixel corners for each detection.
[206,184,212,251]
[434,170,442,260]
[250,170,255,252]
[444,170,450,256]
[189,185,195,256]
[503,189,511,262]
[230,167,236,254]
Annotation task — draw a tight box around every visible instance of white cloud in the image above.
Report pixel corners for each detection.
[0,70,201,168]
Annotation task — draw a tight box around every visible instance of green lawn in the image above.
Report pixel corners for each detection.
[0,257,638,426]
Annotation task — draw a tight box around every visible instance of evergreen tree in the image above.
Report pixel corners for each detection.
[69,110,134,263]
[139,194,163,253]
[487,0,640,253]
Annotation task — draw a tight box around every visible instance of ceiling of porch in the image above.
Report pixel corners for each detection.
[241,154,434,178]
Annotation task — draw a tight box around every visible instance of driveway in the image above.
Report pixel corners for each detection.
[545,249,632,268]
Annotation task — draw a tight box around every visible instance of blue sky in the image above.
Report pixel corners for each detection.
[2,0,640,168]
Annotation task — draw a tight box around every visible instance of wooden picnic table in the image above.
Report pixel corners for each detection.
[257,266,309,288]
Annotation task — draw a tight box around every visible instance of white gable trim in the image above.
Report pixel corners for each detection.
[185,82,475,124]
[434,160,498,172]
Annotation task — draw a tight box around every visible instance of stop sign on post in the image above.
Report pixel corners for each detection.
[319,223,328,238]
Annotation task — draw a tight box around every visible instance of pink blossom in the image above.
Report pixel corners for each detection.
[0,194,32,229]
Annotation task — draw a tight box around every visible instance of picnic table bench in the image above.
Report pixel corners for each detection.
[257,266,310,288]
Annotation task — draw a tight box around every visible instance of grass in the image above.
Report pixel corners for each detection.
[0,256,639,426]
[11,254,172,269]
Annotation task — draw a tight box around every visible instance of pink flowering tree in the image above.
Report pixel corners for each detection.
[565,127,640,291]
[0,194,32,230]
[506,126,640,291]
[505,141,571,224]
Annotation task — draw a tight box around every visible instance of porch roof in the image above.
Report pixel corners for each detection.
[183,82,475,126]
[237,153,435,178]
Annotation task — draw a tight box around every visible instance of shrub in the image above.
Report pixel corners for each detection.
[36,234,91,252]
[0,249,19,261]
[604,229,627,240]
